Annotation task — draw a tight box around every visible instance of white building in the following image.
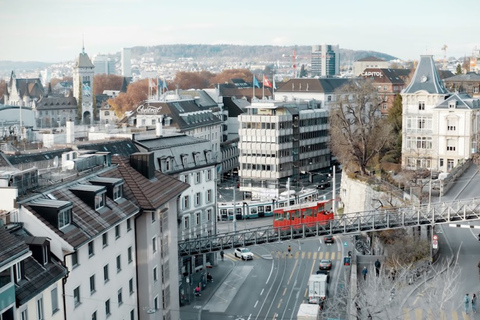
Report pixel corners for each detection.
[401,55,480,172]
[122,48,132,77]
[238,100,330,199]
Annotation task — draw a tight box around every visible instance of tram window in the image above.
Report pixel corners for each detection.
[251,207,257,214]
[236,208,242,215]
[279,203,285,208]
[289,200,295,206]
[274,213,282,221]
[228,209,233,217]
[265,205,272,212]
[294,209,301,219]
[286,212,290,220]
[257,206,264,213]
[305,208,313,217]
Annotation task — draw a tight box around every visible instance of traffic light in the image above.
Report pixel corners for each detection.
[478,234,480,241]
[344,257,351,266]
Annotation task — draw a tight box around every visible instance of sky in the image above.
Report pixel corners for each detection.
[1,0,479,63]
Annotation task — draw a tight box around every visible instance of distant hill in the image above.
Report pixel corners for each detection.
[130,44,398,65]
[0,45,398,74]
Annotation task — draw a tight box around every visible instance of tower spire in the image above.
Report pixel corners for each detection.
[82,35,85,54]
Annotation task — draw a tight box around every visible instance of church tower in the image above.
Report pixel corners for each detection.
[73,45,95,125]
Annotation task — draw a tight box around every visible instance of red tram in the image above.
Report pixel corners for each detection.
[273,200,334,230]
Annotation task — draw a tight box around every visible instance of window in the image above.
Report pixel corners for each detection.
[129,278,134,294]
[207,209,212,221]
[128,247,133,263]
[153,267,158,281]
[195,192,201,206]
[418,101,425,110]
[118,288,123,306]
[151,211,156,223]
[446,139,456,151]
[102,233,108,248]
[196,212,200,225]
[92,311,97,320]
[15,262,22,283]
[113,185,123,200]
[447,118,456,131]
[206,190,212,203]
[154,296,159,310]
[37,298,44,320]
[183,195,190,209]
[116,255,122,273]
[115,225,120,239]
[72,252,79,268]
[58,208,71,229]
[206,169,212,181]
[184,216,189,229]
[195,172,201,184]
[130,310,134,320]
[105,299,111,317]
[152,237,157,253]
[74,286,81,307]
[127,218,131,231]
[104,264,109,282]
[95,193,105,210]
[21,310,28,320]
[90,275,96,294]
[88,241,94,257]
[51,287,59,313]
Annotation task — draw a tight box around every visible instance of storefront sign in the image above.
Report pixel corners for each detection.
[137,104,162,114]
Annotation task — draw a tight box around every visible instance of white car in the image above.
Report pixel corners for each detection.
[234,247,253,260]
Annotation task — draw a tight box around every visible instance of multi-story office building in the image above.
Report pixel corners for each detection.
[401,55,480,172]
[311,44,340,77]
[122,48,132,77]
[93,54,116,75]
[353,56,389,76]
[238,100,330,199]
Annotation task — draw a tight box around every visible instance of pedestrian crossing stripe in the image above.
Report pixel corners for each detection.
[402,308,472,320]
[271,251,342,260]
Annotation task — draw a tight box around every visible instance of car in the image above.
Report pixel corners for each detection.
[235,247,253,260]
[316,180,331,189]
[319,259,332,270]
[324,235,334,244]
[316,268,330,282]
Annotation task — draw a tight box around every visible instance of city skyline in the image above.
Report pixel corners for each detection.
[0,0,479,63]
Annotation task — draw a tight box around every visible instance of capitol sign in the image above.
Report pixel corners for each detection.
[137,104,162,114]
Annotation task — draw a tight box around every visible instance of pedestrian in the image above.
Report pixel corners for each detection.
[220,250,224,261]
[472,294,477,313]
[375,259,381,277]
[288,245,292,256]
[362,266,368,280]
[465,293,470,314]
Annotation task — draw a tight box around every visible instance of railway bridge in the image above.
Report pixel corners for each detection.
[178,198,480,256]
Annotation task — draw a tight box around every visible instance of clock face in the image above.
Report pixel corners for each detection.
[421,75,428,83]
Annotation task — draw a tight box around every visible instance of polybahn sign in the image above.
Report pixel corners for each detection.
[178,198,480,256]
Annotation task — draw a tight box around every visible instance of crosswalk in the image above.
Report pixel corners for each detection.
[222,250,343,261]
[402,307,473,320]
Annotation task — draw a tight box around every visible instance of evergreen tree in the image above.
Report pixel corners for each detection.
[384,94,403,163]
[455,64,462,75]
[299,64,308,78]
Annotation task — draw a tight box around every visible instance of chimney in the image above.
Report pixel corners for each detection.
[130,152,155,180]
[66,120,74,143]
[156,116,163,137]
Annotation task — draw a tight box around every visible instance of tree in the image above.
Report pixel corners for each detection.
[383,94,402,163]
[330,79,394,175]
[209,69,251,85]
[173,71,212,89]
[108,79,148,118]
[455,64,462,75]
[93,74,124,95]
[0,79,6,99]
[299,64,308,78]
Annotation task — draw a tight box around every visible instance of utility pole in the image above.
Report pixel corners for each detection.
[233,183,237,233]
[332,166,336,214]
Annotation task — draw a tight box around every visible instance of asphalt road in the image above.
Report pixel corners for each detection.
[200,236,350,320]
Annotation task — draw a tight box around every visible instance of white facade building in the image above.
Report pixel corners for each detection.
[238,100,330,199]
[402,55,480,172]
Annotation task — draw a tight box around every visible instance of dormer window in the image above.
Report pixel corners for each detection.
[419,101,425,110]
[449,101,457,109]
[59,208,72,229]
[15,262,23,283]
[95,193,105,210]
[113,185,123,200]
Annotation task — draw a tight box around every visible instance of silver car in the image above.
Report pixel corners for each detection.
[235,247,253,260]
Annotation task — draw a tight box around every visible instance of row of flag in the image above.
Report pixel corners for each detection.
[149,78,169,93]
[253,75,275,89]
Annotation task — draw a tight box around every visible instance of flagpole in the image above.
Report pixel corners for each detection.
[262,74,265,100]
[253,75,255,102]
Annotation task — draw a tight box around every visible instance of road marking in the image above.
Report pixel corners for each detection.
[282,287,287,296]
[325,251,330,259]
[301,251,306,259]
[403,308,411,320]
[254,300,258,308]
[331,251,335,260]
[414,308,422,319]
[277,298,282,309]
[287,259,298,285]
[260,288,264,296]
[307,252,311,259]
[313,252,318,260]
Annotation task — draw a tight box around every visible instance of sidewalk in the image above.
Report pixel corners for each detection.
[180,258,236,320]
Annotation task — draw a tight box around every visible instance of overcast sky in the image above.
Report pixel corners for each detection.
[1,0,478,63]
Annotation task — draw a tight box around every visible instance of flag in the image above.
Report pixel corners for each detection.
[264,76,272,88]
[149,78,157,89]
[273,77,277,90]
[253,76,260,88]
[162,78,168,91]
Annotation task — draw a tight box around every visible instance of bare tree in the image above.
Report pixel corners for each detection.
[330,80,393,175]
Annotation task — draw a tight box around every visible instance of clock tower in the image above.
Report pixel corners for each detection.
[73,45,95,125]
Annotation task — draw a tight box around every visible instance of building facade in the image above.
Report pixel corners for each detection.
[353,56,390,77]
[73,47,95,125]
[444,72,480,98]
[238,100,330,199]
[311,44,340,77]
[401,55,480,172]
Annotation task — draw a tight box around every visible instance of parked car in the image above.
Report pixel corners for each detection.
[235,247,253,260]
[316,180,331,189]
[324,235,334,244]
[319,259,332,270]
